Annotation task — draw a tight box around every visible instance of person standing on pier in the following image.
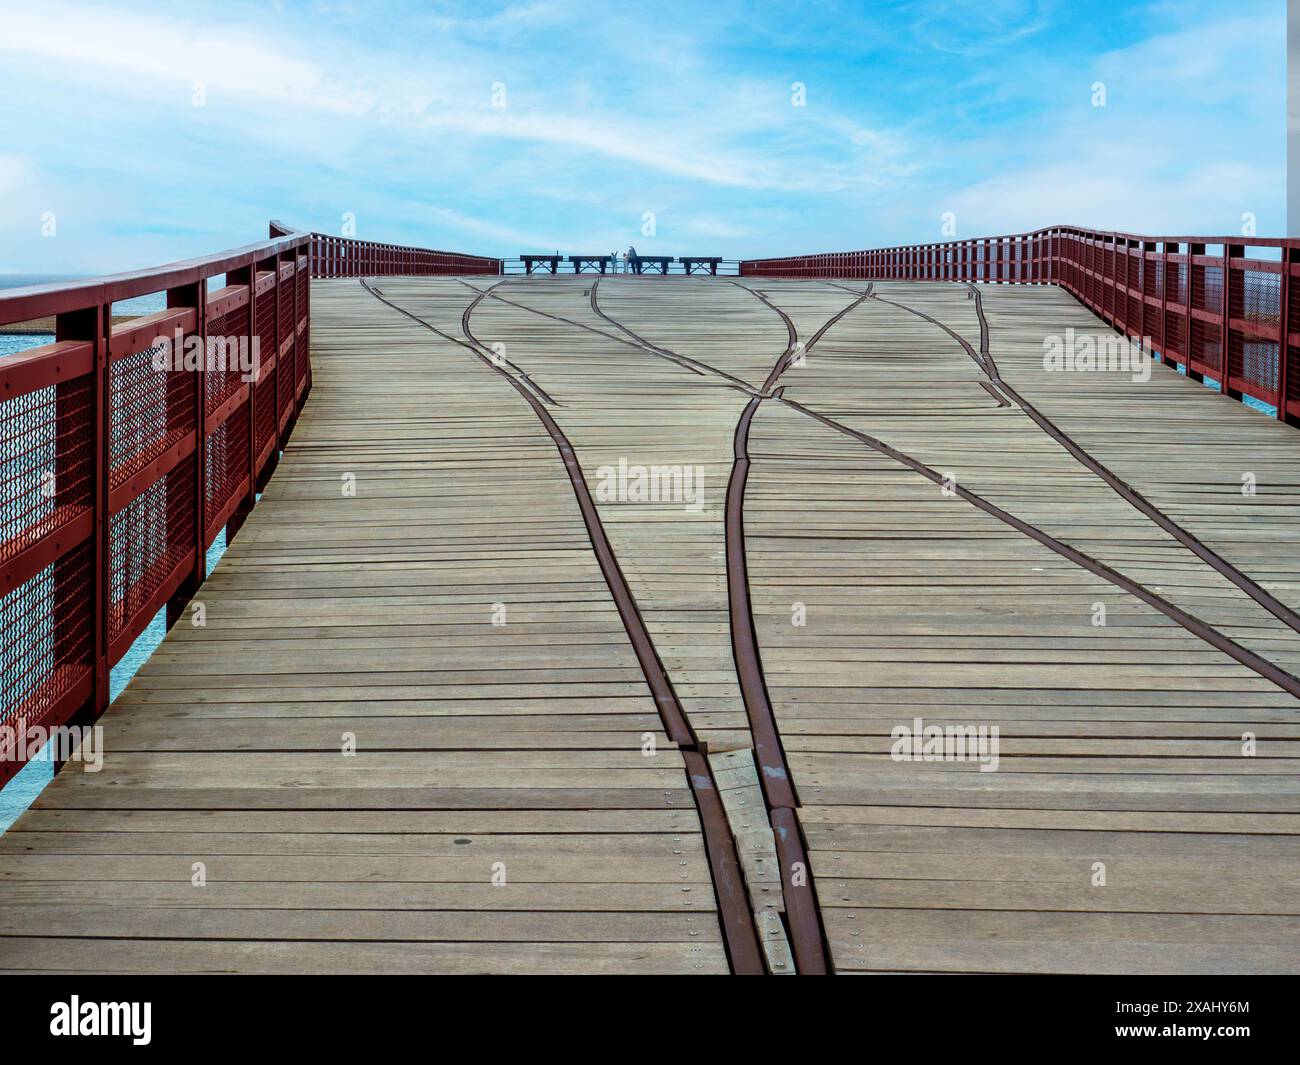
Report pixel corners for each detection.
[626,245,639,275]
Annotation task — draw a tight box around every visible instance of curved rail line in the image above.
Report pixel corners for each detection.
[393,276,1300,956]
[458,277,702,369]
[463,276,876,972]
[366,279,560,406]
[587,279,874,974]
[585,278,767,395]
[869,281,1300,639]
[690,280,880,972]
[360,276,766,975]
[724,398,832,972]
[776,393,1300,699]
[754,277,1300,696]
[378,273,1300,975]
[461,276,766,396]
[587,274,1300,694]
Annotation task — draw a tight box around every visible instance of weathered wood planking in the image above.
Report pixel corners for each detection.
[2,274,1296,976]
[0,278,728,976]
[738,279,1300,974]
[376,276,1300,974]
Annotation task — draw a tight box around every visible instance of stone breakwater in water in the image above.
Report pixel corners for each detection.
[0,314,139,334]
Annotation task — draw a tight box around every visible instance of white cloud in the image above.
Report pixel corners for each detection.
[0,0,1282,264]
[0,1,912,195]
[0,3,357,113]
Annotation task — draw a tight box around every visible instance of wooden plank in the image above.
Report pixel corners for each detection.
[0,937,728,976]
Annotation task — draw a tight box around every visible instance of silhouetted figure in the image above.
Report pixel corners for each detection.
[627,245,640,275]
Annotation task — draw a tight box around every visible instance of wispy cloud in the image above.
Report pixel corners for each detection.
[0,0,1284,269]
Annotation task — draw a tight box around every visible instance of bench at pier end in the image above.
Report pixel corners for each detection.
[633,255,673,274]
[680,256,723,275]
[568,255,612,273]
[521,254,562,274]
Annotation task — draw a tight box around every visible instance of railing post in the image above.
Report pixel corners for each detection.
[1281,248,1297,426]
[275,250,292,452]
[165,279,207,629]
[225,260,260,543]
[1186,243,1205,382]
[1159,241,1175,367]
[54,302,109,736]
[1117,239,1130,337]
[1223,244,1243,400]
[1108,235,1120,323]
[302,239,313,397]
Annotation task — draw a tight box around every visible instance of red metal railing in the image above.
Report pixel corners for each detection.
[741,226,1300,426]
[306,231,501,277]
[0,221,500,786]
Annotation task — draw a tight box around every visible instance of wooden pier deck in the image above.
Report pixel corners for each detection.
[1,275,1297,974]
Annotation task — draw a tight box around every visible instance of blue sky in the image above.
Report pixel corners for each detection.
[0,0,1286,272]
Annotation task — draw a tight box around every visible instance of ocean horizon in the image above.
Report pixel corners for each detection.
[1,273,171,358]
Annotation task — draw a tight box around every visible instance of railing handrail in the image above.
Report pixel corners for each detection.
[0,220,499,793]
[306,230,501,278]
[0,226,311,324]
[0,222,504,325]
[308,231,503,260]
[740,225,1299,430]
[742,225,1299,262]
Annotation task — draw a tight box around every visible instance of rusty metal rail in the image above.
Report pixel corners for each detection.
[741,226,1300,427]
[0,223,499,788]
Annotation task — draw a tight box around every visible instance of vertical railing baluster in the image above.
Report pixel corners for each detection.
[54,302,108,735]
[1223,244,1242,400]
[165,279,206,628]
[226,260,258,542]
[1186,243,1205,382]
[1281,248,1295,425]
